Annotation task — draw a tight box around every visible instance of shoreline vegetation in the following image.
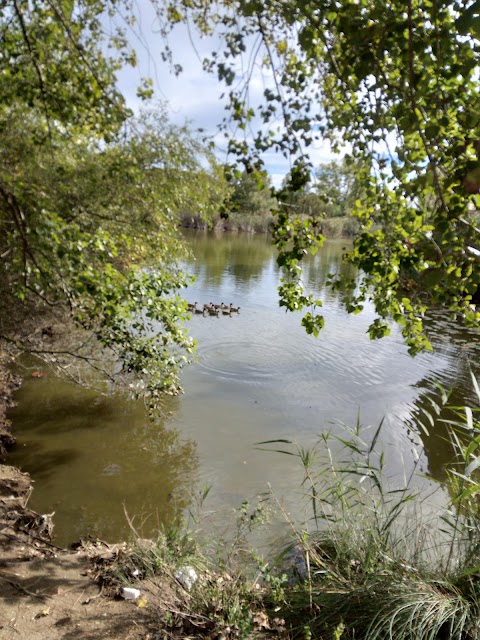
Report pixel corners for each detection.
[2,351,480,639]
[180,213,358,238]
[2,0,480,634]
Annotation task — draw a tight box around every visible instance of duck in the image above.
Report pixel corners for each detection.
[229,304,240,313]
[222,307,232,315]
[187,301,197,312]
[208,308,220,317]
[195,306,206,315]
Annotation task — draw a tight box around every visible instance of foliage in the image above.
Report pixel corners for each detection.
[0,0,229,401]
[277,170,325,219]
[223,168,277,218]
[277,159,362,220]
[321,216,359,239]
[0,0,130,136]
[0,102,227,398]
[313,160,365,219]
[155,0,480,354]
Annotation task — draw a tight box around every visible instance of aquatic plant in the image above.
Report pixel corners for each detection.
[93,374,480,640]
[256,373,480,639]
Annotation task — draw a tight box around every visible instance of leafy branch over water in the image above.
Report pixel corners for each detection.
[156,0,480,354]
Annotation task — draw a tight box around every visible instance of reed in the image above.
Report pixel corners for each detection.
[179,212,358,236]
[94,374,480,640]
[256,372,480,639]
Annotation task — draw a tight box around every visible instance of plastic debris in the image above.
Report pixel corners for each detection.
[122,587,141,600]
[174,566,198,590]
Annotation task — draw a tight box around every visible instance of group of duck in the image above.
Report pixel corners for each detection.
[187,301,240,317]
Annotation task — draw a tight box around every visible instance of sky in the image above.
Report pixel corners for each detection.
[110,1,336,187]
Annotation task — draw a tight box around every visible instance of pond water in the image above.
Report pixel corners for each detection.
[7,231,480,545]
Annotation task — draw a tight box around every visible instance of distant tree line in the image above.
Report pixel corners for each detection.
[220,160,362,223]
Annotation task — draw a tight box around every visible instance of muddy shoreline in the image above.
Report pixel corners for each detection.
[0,358,21,461]
[0,358,158,639]
[0,361,266,640]
[0,355,37,550]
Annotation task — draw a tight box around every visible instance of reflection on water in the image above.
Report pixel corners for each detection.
[187,230,274,287]
[7,231,480,544]
[180,230,479,508]
[8,372,197,545]
[404,312,480,482]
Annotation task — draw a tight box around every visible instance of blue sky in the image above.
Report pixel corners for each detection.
[111,2,336,187]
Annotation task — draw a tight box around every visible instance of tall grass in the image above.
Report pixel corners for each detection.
[258,372,480,639]
[94,374,480,640]
[320,215,359,238]
[179,212,275,233]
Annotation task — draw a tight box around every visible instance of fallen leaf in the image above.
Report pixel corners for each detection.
[272,617,286,630]
[33,607,50,620]
[252,611,270,630]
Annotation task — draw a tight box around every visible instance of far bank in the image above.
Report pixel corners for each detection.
[180,213,358,237]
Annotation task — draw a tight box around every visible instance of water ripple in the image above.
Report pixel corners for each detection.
[196,339,310,383]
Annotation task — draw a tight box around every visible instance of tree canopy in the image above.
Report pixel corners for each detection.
[156,0,480,352]
[0,0,228,401]
[3,0,479,407]
[275,160,362,220]
[223,169,277,218]
[313,161,365,220]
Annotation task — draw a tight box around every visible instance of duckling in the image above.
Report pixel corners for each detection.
[208,308,220,317]
[229,304,240,313]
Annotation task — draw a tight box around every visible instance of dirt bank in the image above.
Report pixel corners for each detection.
[0,357,280,640]
[0,361,20,460]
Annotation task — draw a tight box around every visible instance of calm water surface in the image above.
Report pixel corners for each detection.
[8,231,480,545]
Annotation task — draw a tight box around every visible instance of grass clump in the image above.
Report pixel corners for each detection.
[92,375,480,640]
[257,374,480,639]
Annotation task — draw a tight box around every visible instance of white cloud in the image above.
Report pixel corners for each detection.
[113,1,338,182]
[270,173,287,189]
